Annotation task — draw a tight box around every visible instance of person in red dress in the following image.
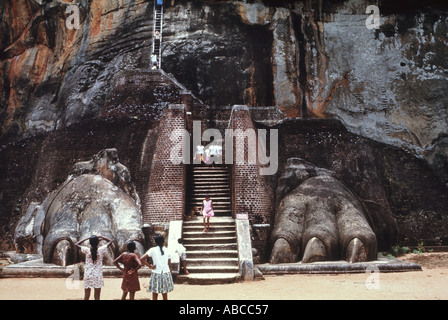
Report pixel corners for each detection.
[113,241,142,300]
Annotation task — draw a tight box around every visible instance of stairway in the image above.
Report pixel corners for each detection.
[177,217,240,284]
[177,165,238,284]
[152,2,164,68]
[186,165,232,217]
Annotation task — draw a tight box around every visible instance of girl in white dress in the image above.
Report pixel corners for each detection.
[75,235,113,300]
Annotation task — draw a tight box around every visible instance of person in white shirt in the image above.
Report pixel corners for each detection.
[140,234,173,300]
[175,238,189,275]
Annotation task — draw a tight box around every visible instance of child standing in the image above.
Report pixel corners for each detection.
[201,196,214,232]
[176,238,189,275]
[75,235,113,300]
[140,234,174,300]
[113,241,142,300]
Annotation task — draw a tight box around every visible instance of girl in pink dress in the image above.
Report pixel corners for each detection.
[201,196,214,232]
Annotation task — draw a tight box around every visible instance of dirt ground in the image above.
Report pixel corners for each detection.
[0,252,447,300]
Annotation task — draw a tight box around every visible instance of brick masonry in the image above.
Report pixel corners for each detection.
[228,105,275,261]
[143,104,187,224]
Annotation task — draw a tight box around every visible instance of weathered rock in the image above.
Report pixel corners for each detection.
[1,0,447,186]
[270,158,378,264]
[1,0,447,256]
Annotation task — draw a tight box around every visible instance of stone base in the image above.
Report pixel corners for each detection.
[256,256,422,275]
[0,258,154,278]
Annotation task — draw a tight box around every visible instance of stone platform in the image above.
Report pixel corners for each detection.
[257,256,422,275]
[0,258,152,278]
[1,255,422,280]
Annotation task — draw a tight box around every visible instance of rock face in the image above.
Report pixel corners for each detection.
[270,158,379,264]
[1,0,447,183]
[14,149,145,266]
[1,0,447,256]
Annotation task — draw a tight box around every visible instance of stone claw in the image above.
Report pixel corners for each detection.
[302,237,327,263]
[269,238,297,264]
[346,237,367,263]
[52,239,75,267]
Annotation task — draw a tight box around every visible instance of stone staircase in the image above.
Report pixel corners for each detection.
[186,165,232,217]
[177,217,240,284]
[178,165,239,284]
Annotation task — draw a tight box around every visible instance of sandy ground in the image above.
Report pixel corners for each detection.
[0,253,447,300]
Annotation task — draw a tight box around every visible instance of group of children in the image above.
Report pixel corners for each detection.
[194,144,223,165]
[75,196,215,300]
[75,234,187,300]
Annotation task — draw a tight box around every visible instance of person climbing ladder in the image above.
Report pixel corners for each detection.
[152,0,164,69]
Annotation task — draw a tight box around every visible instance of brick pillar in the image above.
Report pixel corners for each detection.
[228,105,274,263]
[143,104,187,223]
[228,105,273,224]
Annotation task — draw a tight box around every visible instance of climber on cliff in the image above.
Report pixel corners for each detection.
[156,0,163,10]
[150,54,158,70]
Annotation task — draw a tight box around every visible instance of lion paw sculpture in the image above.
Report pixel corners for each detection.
[270,158,377,264]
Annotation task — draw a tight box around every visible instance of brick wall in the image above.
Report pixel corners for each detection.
[228,105,274,261]
[143,104,187,223]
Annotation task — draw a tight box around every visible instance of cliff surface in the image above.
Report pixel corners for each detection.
[0,0,447,252]
[1,0,447,182]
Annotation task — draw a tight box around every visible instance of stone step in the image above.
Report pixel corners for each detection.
[186,204,231,210]
[190,172,229,177]
[184,243,238,251]
[188,194,231,199]
[191,167,229,171]
[188,201,230,205]
[191,173,229,177]
[183,236,236,245]
[183,225,235,233]
[187,202,230,207]
[192,178,229,183]
[190,173,229,178]
[187,199,230,204]
[189,185,230,190]
[188,190,230,195]
[183,230,236,238]
[190,182,230,187]
[187,202,230,208]
[176,273,240,285]
[186,265,240,274]
[186,250,238,259]
[184,207,232,216]
[188,196,230,200]
[183,217,235,225]
[186,258,239,267]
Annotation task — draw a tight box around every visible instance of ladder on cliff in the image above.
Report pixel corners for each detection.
[151,1,164,69]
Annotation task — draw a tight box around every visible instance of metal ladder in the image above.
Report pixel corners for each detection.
[151,2,164,69]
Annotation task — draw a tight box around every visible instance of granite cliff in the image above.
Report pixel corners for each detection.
[0,0,447,253]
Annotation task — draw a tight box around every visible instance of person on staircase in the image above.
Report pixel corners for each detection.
[175,238,189,275]
[201,196,214,232]
[194,144,205,163]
